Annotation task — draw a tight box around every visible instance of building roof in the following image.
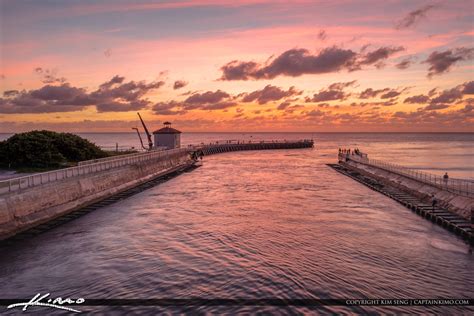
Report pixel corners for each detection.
[153,126,182,134]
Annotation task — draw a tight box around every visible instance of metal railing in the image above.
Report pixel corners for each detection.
[339,152,474,198]
[190,139,314,147]
[78,148,167,166]
[0,148,188,195]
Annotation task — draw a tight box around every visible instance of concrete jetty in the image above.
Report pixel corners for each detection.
[191,139,314,156]
[0,148,193,240]
[0,139,313,241]
[330,150,473,243]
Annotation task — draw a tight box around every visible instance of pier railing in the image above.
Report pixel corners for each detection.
[188,139,314,147]
[340,152,474,198]
[190,139,314,155]
[0,148,188,195]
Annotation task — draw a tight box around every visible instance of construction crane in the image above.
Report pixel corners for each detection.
[131,127,146,150]
[137,112,153,150]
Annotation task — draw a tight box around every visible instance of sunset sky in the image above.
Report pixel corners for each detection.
[0,0,473,132]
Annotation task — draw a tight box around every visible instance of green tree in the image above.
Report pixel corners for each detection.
[0,130,107,168]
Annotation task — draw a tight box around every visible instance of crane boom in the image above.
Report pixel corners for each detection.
[137,112,153,149]
[132,127,146,150]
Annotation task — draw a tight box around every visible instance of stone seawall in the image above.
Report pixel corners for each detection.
[341,160,474,219]
[0,150,192,240]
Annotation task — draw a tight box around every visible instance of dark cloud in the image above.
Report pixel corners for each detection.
[404,94,430,104]
[305,109,325,117]
[96,100,149,112]
[391,105,473,128]
[430,87,463,104]
[219,61,260,80]
[241,85,301,104]
[380,89,403,99]
[424,47,474,77]
[184,90,230,105]
[396,58,414,69]
[378,99,398,106]
[30,84,87,102]
[403,81,472,105]
[0,75,164,113]
[220,46,404,80]
[351,100,397,107]
[307,90,346,102]
[462,81,474,94]
[283,104,305,114]
[198,101,238,110]
[220,47,358,80]
[3,90,19,97]
[91,76,164,106]
[152,101,187,115]
[328,80,357,90]
[359,88,389,99]
[358,86,406,100]
[173,80,188,90]
[428,88,438,97]
[317,30,327,41]
[306,81,356,102]
[154,90,237,112]
[396,5,436,29]
[34,67,67,84]
[423,104,450,111]
[355,46,405,70]
[97,75,125,91]
[277,101,291,110]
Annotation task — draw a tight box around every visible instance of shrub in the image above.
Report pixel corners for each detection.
[0,130,107,168]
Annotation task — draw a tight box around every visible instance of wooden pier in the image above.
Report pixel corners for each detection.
[328,163,473,244]
[192,140,314,156]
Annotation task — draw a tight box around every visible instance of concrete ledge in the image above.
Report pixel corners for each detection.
[0,151,192,240]
[342,160,474,219]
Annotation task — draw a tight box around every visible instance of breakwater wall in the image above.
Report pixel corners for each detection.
[195,139,314,156]
[0,148,192,240]
[338,152,474,219]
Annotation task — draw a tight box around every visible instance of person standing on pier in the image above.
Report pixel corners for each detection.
[431,195,438,211]
[443,172,449,186]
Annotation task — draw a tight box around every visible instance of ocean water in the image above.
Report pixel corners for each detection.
[0,133,473,314]
[2,132,471,178]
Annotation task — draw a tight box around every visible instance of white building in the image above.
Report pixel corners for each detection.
[153,122,181,149]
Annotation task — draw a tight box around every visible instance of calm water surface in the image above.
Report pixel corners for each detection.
[0,133,473,314]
